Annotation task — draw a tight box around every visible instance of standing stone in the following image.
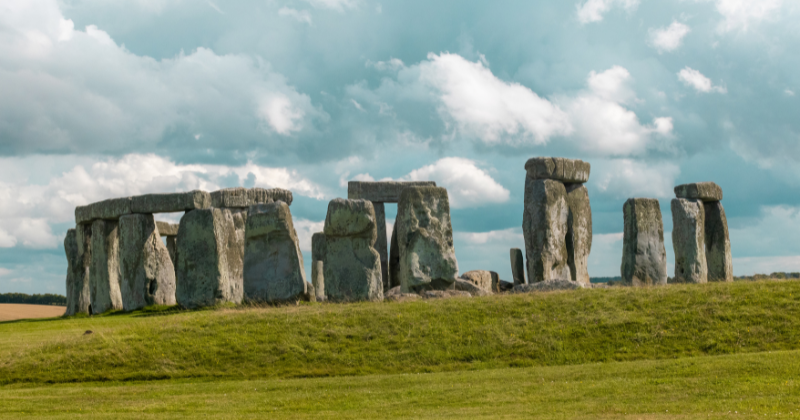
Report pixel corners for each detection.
[523,177,571,283]
[510,248,525,285]
[396,186,459,292]
[704,201,733,282]
[90,219,123,314]
[119,214,176,311]
[565,184,592,285]
[621,198,667,286]
[165,236,177,270]
[671,198,707,284]
[243,202,307,302]
[175,208,245,309]
[64,228,91,316]
[323,199,383,302]
[388,222,400,289]
[373,202,389,291]
[312,261,325,301]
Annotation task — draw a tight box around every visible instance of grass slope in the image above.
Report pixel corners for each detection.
[1,280,800,385]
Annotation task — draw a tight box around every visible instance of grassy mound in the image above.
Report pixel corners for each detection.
[1,280,799,385]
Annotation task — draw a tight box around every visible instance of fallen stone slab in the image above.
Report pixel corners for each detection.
[156,221,179,236]
[90,219,123,314]
[453,279,491,297]
[64,227,91,316]
[704,201,733,282]
[524,157,591,183]
[130,190,211,214]
[243,202,307,303]
[512,279,585,293]
[671,198,707,284]
[119,214,176,311]
[523,178,571,283]
[674,182,723,202]
[347,181,437,203]
[566,184,592,285]
[384,287,422,302]
[497,279,515,292]
[510,248,525,285]
[460,270,493,291]
[621,198,667,286]
[422,290,472,299]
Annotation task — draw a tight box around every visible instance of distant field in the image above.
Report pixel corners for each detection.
[0,304,64,322]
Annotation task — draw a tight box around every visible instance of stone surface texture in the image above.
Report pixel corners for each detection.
[565,184,592,285]
[119,214,176,311]
[243,202,307,302]
[523,178,571,283]
[674,182,723,202]
[130,190,211,214]
[347,181,437,203]
[510,248,525,285]
[396,186,459,292]
[372,202,389,291]
[211,188,248,208]
[422,290,471,299]
[388,222,400,288]
[524,157,591,183]
[323,199,383,302]
[312,261,325,301]
[311,232,327,264]
[671,198,708,284]
[156,221,179,236]
[75,197,132,224]
[460,270,493,291]
[453,279,491,296]
[64,228,91,316]
[704,201,734,282]
[248,188,293,206]
[90,219,123,314]
[175,208,245,308]
[512,279,584,293]
[621,198,668,287]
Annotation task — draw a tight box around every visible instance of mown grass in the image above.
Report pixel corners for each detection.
[1,350,800,419]
[1,280,799,385]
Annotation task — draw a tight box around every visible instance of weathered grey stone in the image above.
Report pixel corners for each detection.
[512,279,584,293]
[311,232,327,263]
[674,182,723,202]
[524,157,591,183]
[76,197,133,224]
[523,178,571,283]
[621,198,667,287]
[373,202,389,291]
[175,208,245,308]
[422,290,472,299]
[312,261,325,301]
[347,181,437,203]
[64,229,77,315]
[396,187,459,292]
[211,188,248,208]
[704,201,733,282]
[388,221,400,289]
[384,286,402,298]
[90,219,123,314]
[166,236,177,275]
[156,221,179,237]
[454,279,492,296]
[243,202,307,303]
[565,184,592,285]
[305,283,316,302]
[130,190,211,214]
[119,214,176,311]
[323,199,383,302]
[247,188,293,206]
[510,248,525,285]
[75,206,93,225]
[384,286,422,302]
[460,270,493,291]
[64,227,91,316]
[671,198,708,284]
[497,279,515,292]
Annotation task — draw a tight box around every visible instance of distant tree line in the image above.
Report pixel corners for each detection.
[0,293,67,306]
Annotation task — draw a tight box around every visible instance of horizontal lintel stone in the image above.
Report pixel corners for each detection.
[156,221,179,236]
[347,181,436,203]
[131,190,211,214]
[524,157,591,183]
[674,182,723,202]
[75,197,132,224]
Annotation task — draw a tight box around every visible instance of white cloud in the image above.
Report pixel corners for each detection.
[257,94,306,134]
[785,89,795,97]
[400,157,510,209]
[730,206,800,261]
[456,228,521,245]
[649,21,691,53]
[586,66,637,104]
[0,229,18,248]
[366,58,405,72]
[714,0,782,33]
[278,7,312,25]
[293,218,325,253]
[302,0,358,11]
[576,0,640,24]
[592,159,681,199]
[0,268,12,277]
[678,67,727,93]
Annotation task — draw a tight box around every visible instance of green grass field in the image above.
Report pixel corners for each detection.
[2,280,800,417]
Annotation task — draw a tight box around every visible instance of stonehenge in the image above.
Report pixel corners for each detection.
[90,219,123,313]
[119,213,176,311]
[621,198,667,286]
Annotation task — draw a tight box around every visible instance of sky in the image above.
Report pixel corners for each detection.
[2,0,800,294]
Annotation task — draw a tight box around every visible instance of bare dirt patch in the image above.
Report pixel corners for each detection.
[0,304,65,321]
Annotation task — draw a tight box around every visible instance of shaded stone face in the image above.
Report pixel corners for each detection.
[524,157,591,183]
[311,232,327,264]
[704,201,733,282]
[565,184,592,285]
[674,182,723,202]
[312,261,325,301]
[175,208,245,309]
[347,181,437,203]
[671,198,708,284]
[90,219,123,314]
[130,190,211,214]
[119,214,176,311]
[64,228,91,316]
[75,197,132,224]
[621,198,667,287]
[243,202,307,303]
[372,202,389,292]
[510,248,525,285]
[460,270,493,291]
[523,177,571,283]
[396,187,459,293]
[388,221,400,289]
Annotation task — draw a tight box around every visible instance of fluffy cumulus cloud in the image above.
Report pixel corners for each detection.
[592,159,681,199]
[649,21,691,53]
[400,157,510,209]
[714,0,783,33]
[576,0,639,24]
[678,67,727,94]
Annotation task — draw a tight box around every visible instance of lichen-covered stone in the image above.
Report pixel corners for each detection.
[76,197,133,224]
[704,201,733,282]
[510,248,525,285]
[524,157,591,183]
[671,198,708,284]
[119,214,176,311]
[243,202,307,303]
[523,177,571,283]
[347,181,437,203]
[175,208,245,308]
[460,270,493,291]
[156,221,179,237]
[211,187,248,208]
[674,182,723,202]
[247,188,293,206]
[90,219,123,314]
[64,227,91,316]
[396,187,459,292]
[130,190,211,214]
[565,184,592,285]
[312,232,327,263]
[621,198,667,286]
[323,199,383,302]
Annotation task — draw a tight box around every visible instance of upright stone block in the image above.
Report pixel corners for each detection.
[175,208,245,308]
[704,201,733,282]
[90,219,123,314]
[671,198,707,284]
[396,186,459,292]
[312,261,325,301]
[373,202,389,291]
[64,228,91,316]
[674,182,723,202]
[621,198,667,286]
[565,184,592,285]
[510,248,525,285]
[523,177,571,283]
[243,202,307,303]
[323,199,383,302]
[525,157,591,183]
[119,214,176,311]
[388,221,400,289]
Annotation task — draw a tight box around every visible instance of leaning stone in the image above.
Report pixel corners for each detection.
[323,199,383,302]
[243,202,307,303]
[175,208,245,308]
[460,270,493,291]
[454,279,491,297]
[524,157,591,183]
[247,188,293,206]
[671,198,708,284]
[119,214,176,311]
[704,201,733,282]
[674,182,723,202]
[90,219,123,314]
[512,279,584,293]
[510,248,525,285]
[156,221,179,237]
[347,181,437,203]
[64,227,91,316]
[621,198,667,286]
[130,190,211,214]
[211,188,248,208]
[312,261,325,301]
[565,184,592,285]
[523,178,571,283]
[396,186,459,292]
